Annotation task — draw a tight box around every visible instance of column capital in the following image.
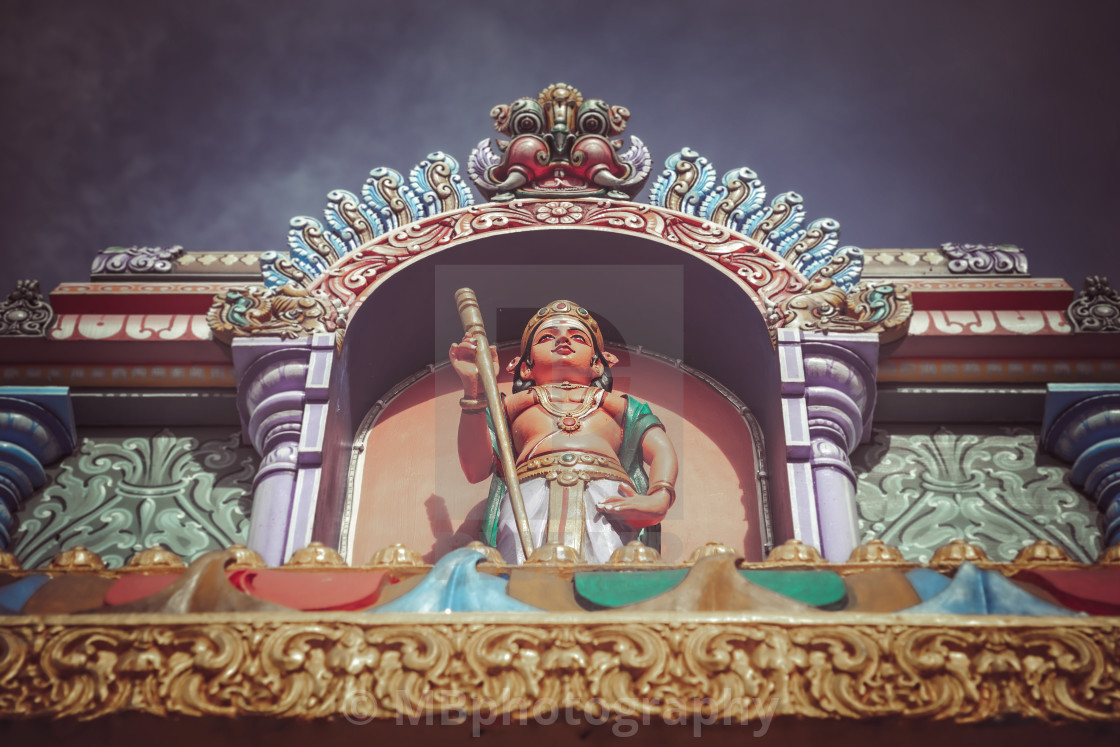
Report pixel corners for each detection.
[0,387,77,549]
[1043,384,1120,546]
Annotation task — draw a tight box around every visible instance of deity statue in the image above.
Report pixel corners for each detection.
[451,299,677,564]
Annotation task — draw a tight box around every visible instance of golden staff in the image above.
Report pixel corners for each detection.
[455,288,534,559]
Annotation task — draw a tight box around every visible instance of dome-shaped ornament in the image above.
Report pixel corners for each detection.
[525,543,581,565]
[847,539,906,564]
[285,542,346,568]
[930,540,990,569]
[47,547,107,572]
[1096,544,1120,566]
[125,546,186,570]
[1012,540,1076,566]
[365,543,425,567]
[465,541,504,564]
[687,542,739,563]
[609,541,662,565]
[766,539,826,565]
[226,544,267,569]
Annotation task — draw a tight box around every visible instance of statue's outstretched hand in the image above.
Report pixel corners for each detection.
[449,334,499,396]
[597,484,671,529]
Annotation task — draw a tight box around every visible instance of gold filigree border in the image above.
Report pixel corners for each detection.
[2,612,1118,722]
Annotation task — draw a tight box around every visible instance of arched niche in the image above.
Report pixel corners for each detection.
[310,224,798,556]
[342,345,769,563]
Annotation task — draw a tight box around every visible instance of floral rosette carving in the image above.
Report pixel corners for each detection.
[207,284,346,345]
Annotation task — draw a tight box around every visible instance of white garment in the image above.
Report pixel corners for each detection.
[496,477,640,564]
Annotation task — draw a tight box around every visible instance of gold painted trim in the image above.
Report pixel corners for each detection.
[1,612,1118,722]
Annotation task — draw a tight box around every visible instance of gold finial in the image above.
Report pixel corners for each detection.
[365,543,425,567]
[1012,540,1075,566]
[125,546,186,570]
[285,542,346,568]
[687,542,739,564]
[47,547,107,571]
[847,539,906,564]
[929,539,989,569]
[609,541,662,565]
[464,541,504,564]
[1095,544,1120,565]
[767,539,826,565]
[226,544,267,569]
[525,543,581,565]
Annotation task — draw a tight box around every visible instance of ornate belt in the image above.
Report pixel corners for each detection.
[516,451,633,487]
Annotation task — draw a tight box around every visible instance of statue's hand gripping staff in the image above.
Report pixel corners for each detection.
[455,288,535,559]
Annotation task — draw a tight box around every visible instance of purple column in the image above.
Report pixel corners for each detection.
[0,387,76,550]
[800,332,878,561]
[777,329,818,546]
[1043,384,1120,547]
[233,334,335,565]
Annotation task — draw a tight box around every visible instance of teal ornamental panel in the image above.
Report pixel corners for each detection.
[12,427,256,568]
[852,425,1101,563]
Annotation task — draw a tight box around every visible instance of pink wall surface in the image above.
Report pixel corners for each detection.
[348,348,764,564]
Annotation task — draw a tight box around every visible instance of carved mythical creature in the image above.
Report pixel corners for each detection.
[772,279,913,351]
[207,284,345,345]
[469,83,651,201]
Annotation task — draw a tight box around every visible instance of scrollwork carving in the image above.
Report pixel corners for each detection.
[314,200,807,328]
[0,616,1117,722]
[0,279,55,337]
[90,245,185,275]
[1067,275,1120,333]
[941,242,1028,275]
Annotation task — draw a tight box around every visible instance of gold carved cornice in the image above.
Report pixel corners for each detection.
[1,612,1118,723]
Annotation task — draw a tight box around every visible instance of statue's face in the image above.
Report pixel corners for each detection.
[524,319,599,382]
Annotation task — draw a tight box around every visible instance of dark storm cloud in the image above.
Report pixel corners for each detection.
[1,0,1118,294]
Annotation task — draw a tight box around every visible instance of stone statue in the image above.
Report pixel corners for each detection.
[451,299,677,563]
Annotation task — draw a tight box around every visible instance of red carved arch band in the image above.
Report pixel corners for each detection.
[309,199,810,333]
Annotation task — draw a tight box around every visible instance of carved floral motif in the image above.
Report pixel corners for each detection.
[12,429,255,569]
[0,279,55,337]
[1067,275,1120,333]
[0,616,1117,722]
[853,426,1102,563]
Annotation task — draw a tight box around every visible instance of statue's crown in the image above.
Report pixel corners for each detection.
[520,300,603,353]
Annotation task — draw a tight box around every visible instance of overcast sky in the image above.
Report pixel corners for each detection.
[2,0,1118,298]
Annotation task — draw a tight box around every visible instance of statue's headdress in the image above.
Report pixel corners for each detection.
[520,300,603,353]
[511,300,614,392]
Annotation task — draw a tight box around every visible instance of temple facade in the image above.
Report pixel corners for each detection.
[1,84,1118,742]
